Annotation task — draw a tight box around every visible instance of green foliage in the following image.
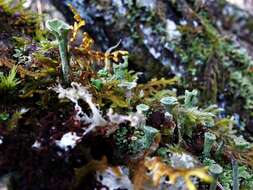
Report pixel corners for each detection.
[221,44,253,110]
[0,65,20,91]
[38,40,58,51]
[176,35,213,66]
[156,145,185,162]
[175,103,221,130]
[91,78,103,90]
[230,69,253,110]
[13,47,32,65]
[211,116,249,148]
[232,135,251,150]
[12,36,30,47]
[220,165,253,190]
[203,158,253,190]
[0,0,26,14]
[2,3,253,190]
[178,107,216,128]
[0,0,42,39]
[97,80,129,108]
[0,109,28,130]
[174,8,253,113]
[94,52,177,109]
[135,77,178,100]
[0,112,10,121]
[7,110,23,130]
[155,88,223,138]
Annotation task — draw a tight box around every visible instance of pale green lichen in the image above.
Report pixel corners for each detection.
[46,19,71,84]
[136,104,150,115]
[209,163,223,190]
[203,132,216,157]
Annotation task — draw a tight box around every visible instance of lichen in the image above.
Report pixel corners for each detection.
[1,1,253,190]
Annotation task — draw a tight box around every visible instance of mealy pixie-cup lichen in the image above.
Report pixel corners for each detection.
[46,19,71,84]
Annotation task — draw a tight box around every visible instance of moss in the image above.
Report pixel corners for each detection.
[1,1,253,189]
[0,65,20,92]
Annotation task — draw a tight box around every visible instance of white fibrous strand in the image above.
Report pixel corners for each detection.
[107,108,145,127]
[53,82,107,135]
[55,132,81,151]
[52,83,147,151]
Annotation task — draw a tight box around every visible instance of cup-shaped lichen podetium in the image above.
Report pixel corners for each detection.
[209,163,223,190]
[160,96,178,113]
[136,104,150,116]
[203,132,216,157]
[46,19,71,84]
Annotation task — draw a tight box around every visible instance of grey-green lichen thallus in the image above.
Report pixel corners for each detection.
[46,19,71,85]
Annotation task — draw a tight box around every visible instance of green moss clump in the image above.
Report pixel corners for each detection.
[0,65,20,92]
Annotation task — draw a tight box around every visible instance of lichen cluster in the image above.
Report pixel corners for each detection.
[1,1,253,190]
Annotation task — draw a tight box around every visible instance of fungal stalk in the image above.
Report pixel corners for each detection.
[46,19,71,84]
